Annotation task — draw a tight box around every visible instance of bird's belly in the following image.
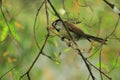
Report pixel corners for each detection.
[59,30,80,41]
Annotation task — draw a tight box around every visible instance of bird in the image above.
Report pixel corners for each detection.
[52,19,107,44]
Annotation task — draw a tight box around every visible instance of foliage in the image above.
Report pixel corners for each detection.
[0,0,120,80]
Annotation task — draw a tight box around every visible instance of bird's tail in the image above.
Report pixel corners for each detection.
[85,34,107,44]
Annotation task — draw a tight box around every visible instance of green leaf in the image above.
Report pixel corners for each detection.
[96,63,109,72]
[63,47,71,53]
[9,22,21,42]
[0,26,9,41]
[55,61,61,64]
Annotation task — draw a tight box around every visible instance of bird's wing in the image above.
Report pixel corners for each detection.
[65,21,85,36]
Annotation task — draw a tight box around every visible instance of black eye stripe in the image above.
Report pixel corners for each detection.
[52,19,61,32]
[52,19,60,27]
[54,21,57,26]
[52,22,55,27]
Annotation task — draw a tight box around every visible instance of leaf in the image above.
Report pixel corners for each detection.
[96,63,109,72]
[0,25,9,41]
[63,47,71,53]
[48,38,58,47]
[9,22,21,42]
[55,61,60,64]
[15,21,24,29]
[72,0,80,13]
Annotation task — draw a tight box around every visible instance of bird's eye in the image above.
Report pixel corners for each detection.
[52,21,56,27]
[52,19,63,32]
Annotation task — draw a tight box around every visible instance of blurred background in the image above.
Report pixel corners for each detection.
[0,0,120,80]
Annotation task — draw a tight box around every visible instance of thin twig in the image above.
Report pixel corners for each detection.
[27,73,30,80]
[0,2,22,79]
[45,0,49,30]
[87,46,101,59]
[76,48,95,80]
[48,0,77,46]
[84,0,94,12]
[0,63,20,79]
[107,16,120,38]
[87,60,112,80]
[33,0,57,62]
[19,0,46,80]
[103,0,120,16]
[33,0,45,50]
[99,47,103,80]
[113,34,120,42]
[108,53,120,73]
[19,0,61,79]
[48,0,96,79]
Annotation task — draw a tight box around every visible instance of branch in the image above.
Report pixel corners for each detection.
[107,16,120,38]
[99,47,103,80]
[19,0,60,79]
[76,48,95,80]
[33,0,58,62]
[87,59,112,80]
[48,0,77,46]
[0,63,20,79]
[48,0,96,80]
[108,53,120,73]
[19,0,46,80]
[103,0,120,16]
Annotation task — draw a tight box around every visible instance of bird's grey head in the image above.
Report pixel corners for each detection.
[52,19,63,32]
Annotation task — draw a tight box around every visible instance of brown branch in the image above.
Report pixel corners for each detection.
[33,0,45,50]
[48,0,96,80]
[103,0,120,16]
[1,0,117,80]
[19,0,46,80]
[19,0,61,79]
[0,63,20,79]
[19,33,50,80]
[103,0,114,8]
[33,0,57,62]
[87,46,101,59]
[45,0,49,30]
[48,0,77,46]
[113,34,120,42]
[76,48,95,80]
[27,73,30,80]
[87,60,112,80]
[0,2,22,79]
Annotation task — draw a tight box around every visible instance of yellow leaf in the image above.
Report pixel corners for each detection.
[95,0,102,5]
[8,57,17,63]
[8,71,13,79]
[15,21,24,29]
[3,51,8,57]
[72,0,80,13]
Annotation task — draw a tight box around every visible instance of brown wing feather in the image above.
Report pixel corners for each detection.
[64,21,107,44]
[65,21,85,36]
